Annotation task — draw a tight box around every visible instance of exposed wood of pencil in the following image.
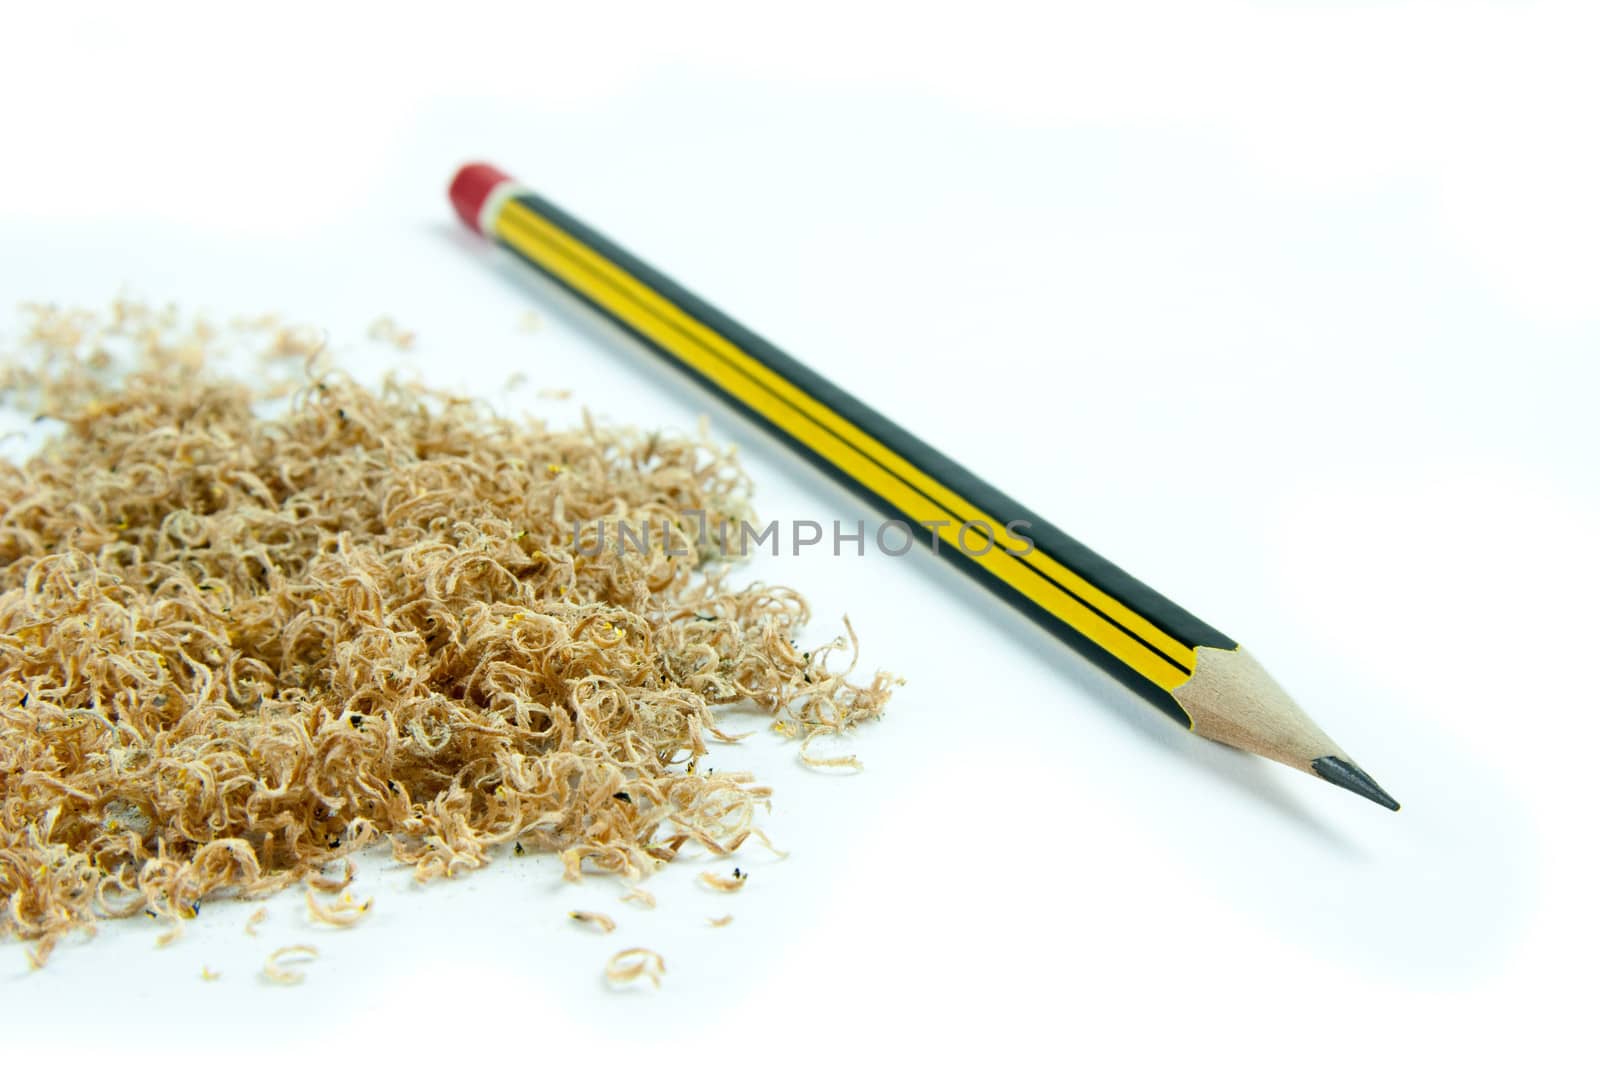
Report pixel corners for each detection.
[1174,647,1399,810]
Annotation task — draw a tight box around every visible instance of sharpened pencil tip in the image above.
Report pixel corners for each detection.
[1311,756,1400,811]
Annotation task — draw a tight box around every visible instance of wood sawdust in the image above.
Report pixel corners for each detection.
[568,909,616,933]
[605,946,664,988]
[261,944,317,985]
[367,316,416,350]
[305,859,355,893]
[0,302,899,966]
[698,868,748,892]
[305,887,372,927]
[620,886,656,909]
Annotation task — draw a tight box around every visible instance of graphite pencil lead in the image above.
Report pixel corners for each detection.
[1310,756,1401,811]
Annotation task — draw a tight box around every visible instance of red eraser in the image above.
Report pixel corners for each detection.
[449,162,514,234]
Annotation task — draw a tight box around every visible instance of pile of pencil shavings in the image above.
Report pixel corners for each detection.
[0,303,899,973]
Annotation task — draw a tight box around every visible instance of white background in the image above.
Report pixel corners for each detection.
[2,2,1597,1063]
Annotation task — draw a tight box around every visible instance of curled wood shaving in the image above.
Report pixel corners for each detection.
[749,828,788,858]
[798,740,863,770]
[707,914,733,927]
[262,944,318,985]
[156,922,185,947]
[699,868,749,892]
[568,910,616,933]
[244,908,268,936]
[305,888,373,927]
[710,827,788,859]
[306,860,356,893]
[0,304,899,963]
[605,947,665,989]
[619,886,656,910]
[24,936,56,970]
[368,315,416,350]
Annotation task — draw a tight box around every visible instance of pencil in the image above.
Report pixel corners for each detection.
[448,162,1399,811]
